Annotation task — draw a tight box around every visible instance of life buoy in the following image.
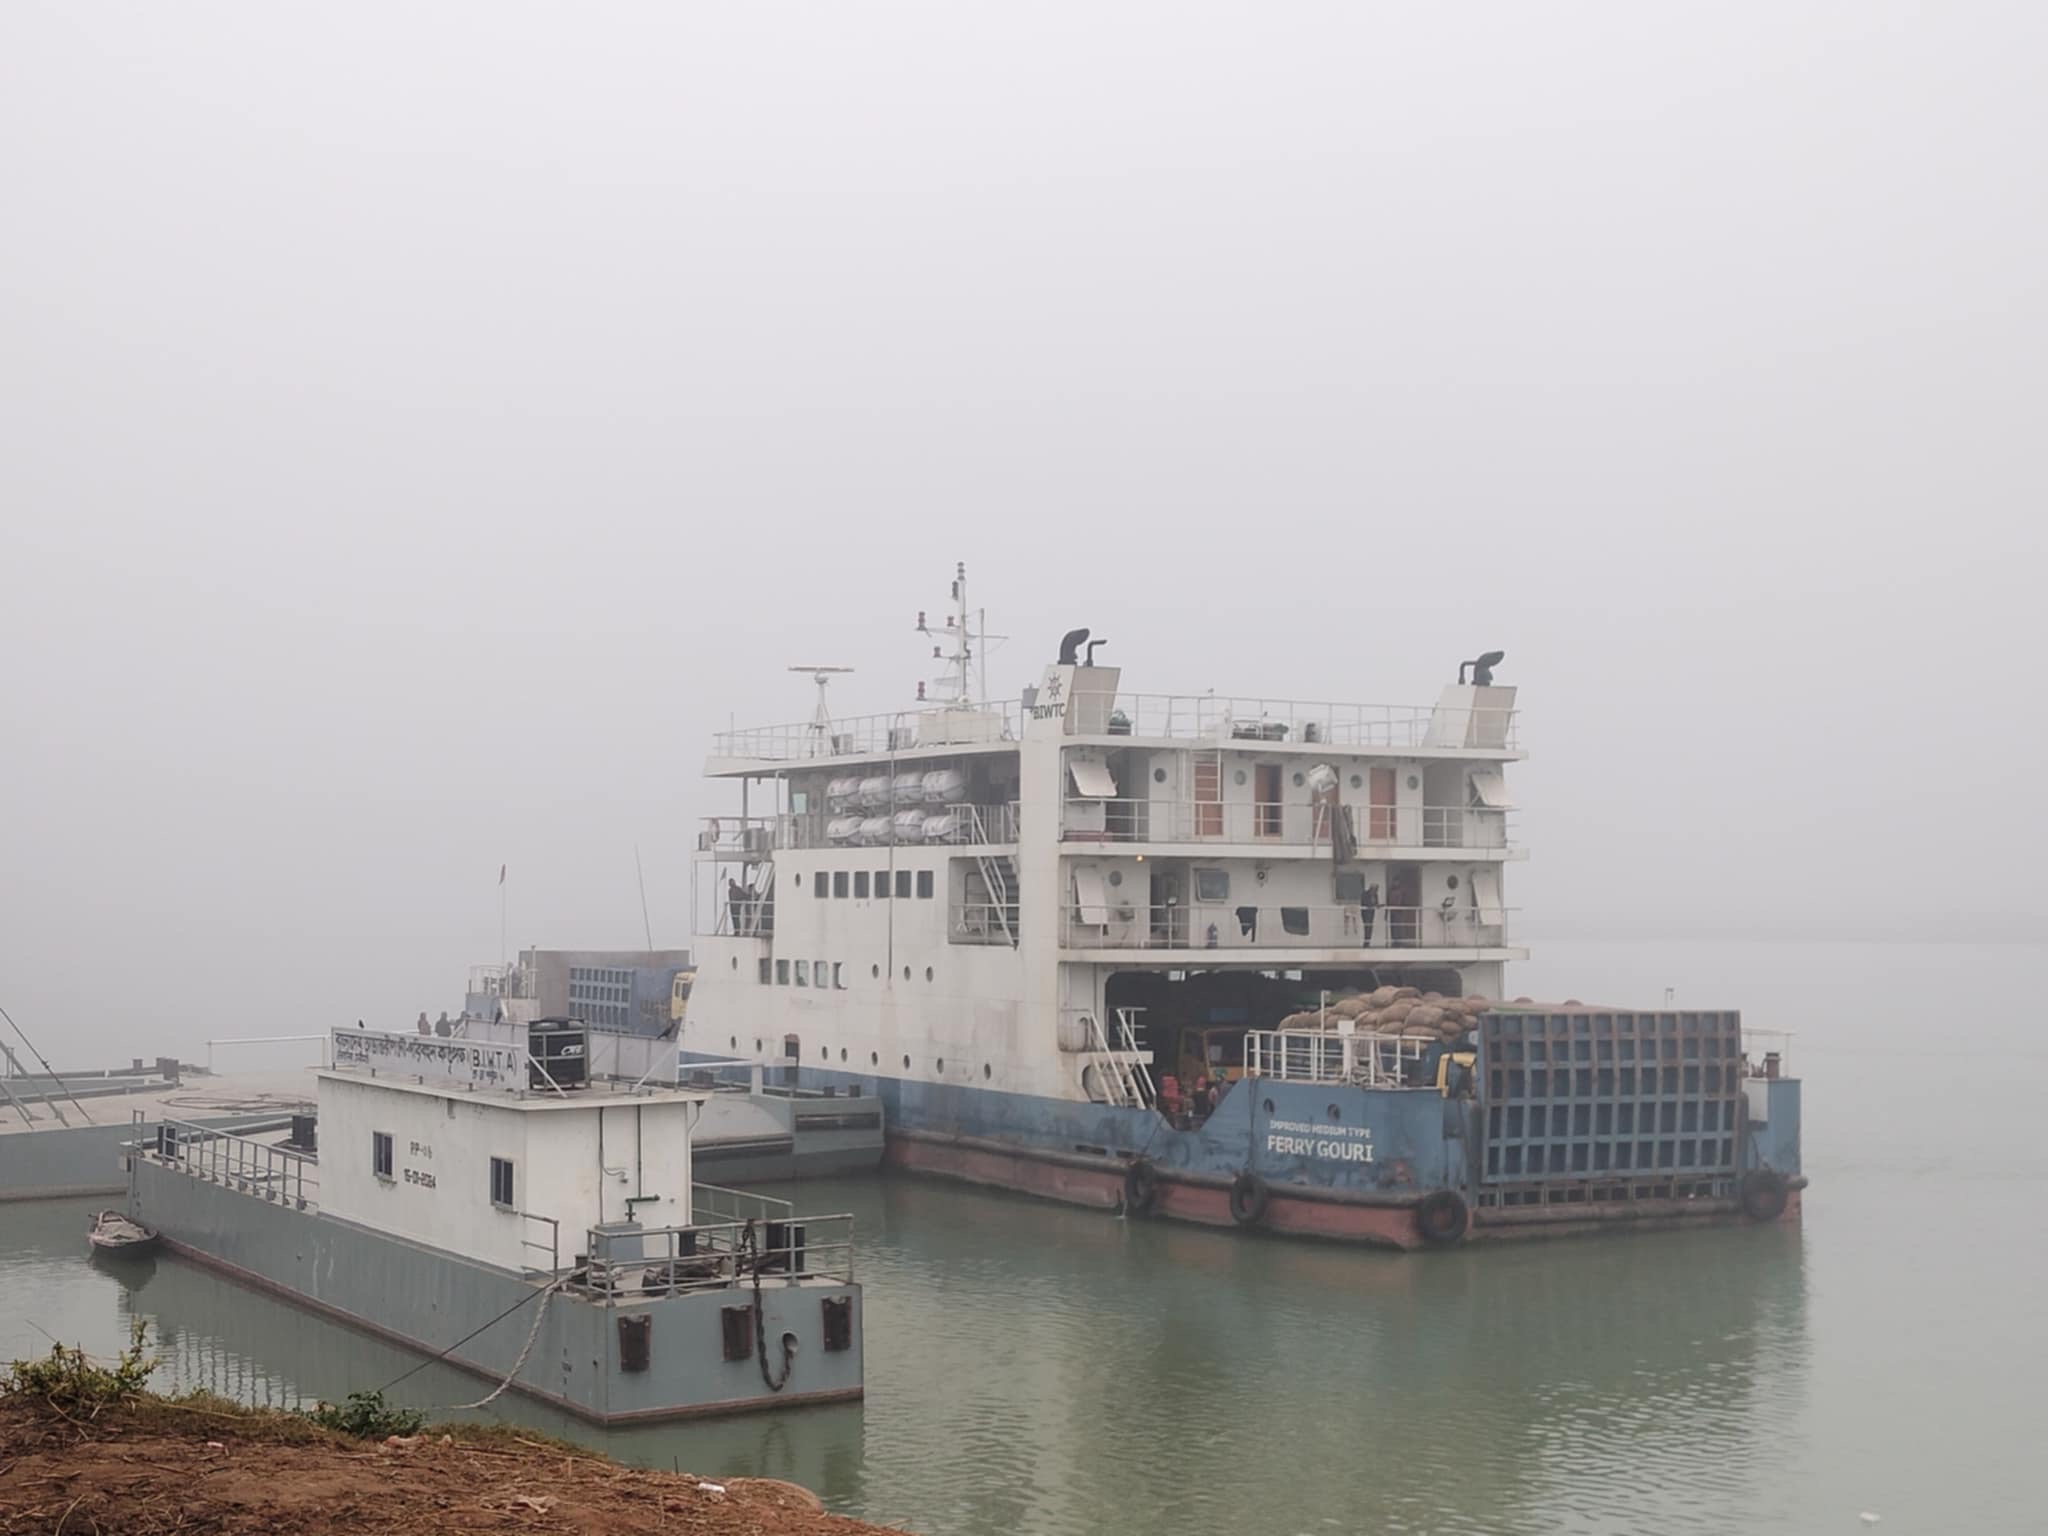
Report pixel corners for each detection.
[1739,1169,1789,1222]
[1228,1171,1269,1226]
[1122,1158,1160,1217]
[1415,1189,1470,1246]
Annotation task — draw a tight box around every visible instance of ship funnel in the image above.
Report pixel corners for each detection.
[1459,650,1505,686]
[1058,627,1090,665]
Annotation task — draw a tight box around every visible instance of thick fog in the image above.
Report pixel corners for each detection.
[3,4,2041,1065]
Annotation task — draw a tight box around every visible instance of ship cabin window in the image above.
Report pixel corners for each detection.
[814,872,828,898]
[776,959,790,985]
[874,869,890,898]
[758,958,772,985]
[372,1131,393,1181]
[815,956,828,984]
[834,871,849,898]
[795,960,809,987]
[855,871,870,899]
[1194,868,1230,902]
[896,870,913,899]
[917,870,934,899]
[832,962,845,989]
[489,1156,515,1209]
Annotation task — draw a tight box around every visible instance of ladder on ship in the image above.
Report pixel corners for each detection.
[974,850,1019,947]
[1083,1008,1156,1108]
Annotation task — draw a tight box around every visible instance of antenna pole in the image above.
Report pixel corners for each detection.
[636,846,655,949]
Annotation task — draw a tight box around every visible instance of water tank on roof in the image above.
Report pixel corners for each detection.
[923,768,968,804]
[527,1018,588,1091]
[857,816,892,845]
[857,776,892,809]
[891,771,925,803]
[826,816,864,844]
[826,777,862,813]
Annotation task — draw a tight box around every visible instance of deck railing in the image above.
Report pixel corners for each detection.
[1059,902,1514,952]
[1066,692,1518,750]
[712,704,1022,762]
[1243,1029,1433,1087]
[1060,799,1511,851]
[581,1212,855,1297]
[143,1117,319,1211]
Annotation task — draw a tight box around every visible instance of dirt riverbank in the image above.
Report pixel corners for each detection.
[0,1396,896,1535]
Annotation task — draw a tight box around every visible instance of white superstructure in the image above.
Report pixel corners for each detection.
[686,568,1525,1107]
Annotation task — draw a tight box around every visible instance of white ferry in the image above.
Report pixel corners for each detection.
[685,567,1804,1247]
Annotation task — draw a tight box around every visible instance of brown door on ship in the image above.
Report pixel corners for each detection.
[1387,863,1421,946]
[1254,763,1282,837]
[1369,766,1398,841]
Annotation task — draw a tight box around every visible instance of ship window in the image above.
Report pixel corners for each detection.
[896,870,912,899]
[758,958,771,985]
[776,959,790,985]
[1350,773,1362,789]
[874,869,890,899]
[855,871,870,899]
[490,1156,515,1209]
[814,872,827,897]
[795,961,809,986]
[833,871,849,898]
[1194,868,1230,902]
[372,1131,393,1181]
[816,957,828,985]
[871,1052,879,1065]
[833,962,845,989]
[925,966,934,982]
[917,870,934,899]
[1470,770,1511,809]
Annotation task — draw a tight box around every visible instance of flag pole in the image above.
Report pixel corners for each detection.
[499,863,507,970]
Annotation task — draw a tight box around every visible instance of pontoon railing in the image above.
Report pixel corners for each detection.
[580,1212,856,1297]
[144,1117,319,1211]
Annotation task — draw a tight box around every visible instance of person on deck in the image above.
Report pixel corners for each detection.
[415,1012,431,1036]
[1360,883,1380,947]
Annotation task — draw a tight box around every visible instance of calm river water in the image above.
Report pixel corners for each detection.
[2,941,2040,1535]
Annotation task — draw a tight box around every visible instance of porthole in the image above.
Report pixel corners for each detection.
[1328,1103,1342,1121]
[983,1064,992,1079]
[1108,870,1123,888]
[1233,769,1248,786]
[902,1054,911,1070]
[840,1048,848,1062]
[937,1058,945,1073]
[1407,774,1421,791]
[754,1039,762,1052]
[1292,772,1305,787]
[872,964,880,979]
[1263,1098,1276,1114]
[821,1046,829,1061]
[1153,767,1167,783]
[1349,774,1362,790]
[729,1036,737,1049]
[871,1052,879,1066]
[1447,875,1460,890]
[904,966,912,981]
[729,956,738,970]
[925,966,934,982]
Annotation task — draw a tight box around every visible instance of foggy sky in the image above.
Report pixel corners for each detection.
[3,4,2042,1065]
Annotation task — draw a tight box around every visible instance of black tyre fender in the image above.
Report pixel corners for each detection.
[1228,1170,1270,1226]
[1415,1189,1471,1246]
[1739,1169,1789,1222]
[1122,1158,1161,1217]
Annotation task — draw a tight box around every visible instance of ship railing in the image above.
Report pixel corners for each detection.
[951,899,1021,946]
[711,703,1022,763]
[692,1181,794,1227]
[1059,903,1514,952]
[698,801,1021,854]
[1066,691,1518,751]
[1743,1029,1794,1079]
[579,1213,856,1297]
[518,1212,562,1276]
[144,1117,319,1211]
[1059,798,1512,850]
[1243,1029,1432,1088]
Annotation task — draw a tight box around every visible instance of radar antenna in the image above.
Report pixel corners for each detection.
[789,665,854,757]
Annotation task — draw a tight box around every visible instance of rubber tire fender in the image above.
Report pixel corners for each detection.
[1415,1189,1471,1246]
[1739,1169,1789,1222]
[1122,1158,1161,1217]
[1228,1171,1270,1227]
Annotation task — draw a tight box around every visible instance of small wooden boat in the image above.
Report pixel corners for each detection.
[88,1210,159,1256]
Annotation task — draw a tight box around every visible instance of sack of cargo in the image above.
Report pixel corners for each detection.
[1368,986,1400,1007]
[1379,999,1415,1024]
[1407,1004,1445,1030]
[1400,1021,1438,1037]
[1332,998,1367,1020]
[1461,995,1492,1011]
[1392,987,1421,1002]
[1278,1011,1316,1030]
